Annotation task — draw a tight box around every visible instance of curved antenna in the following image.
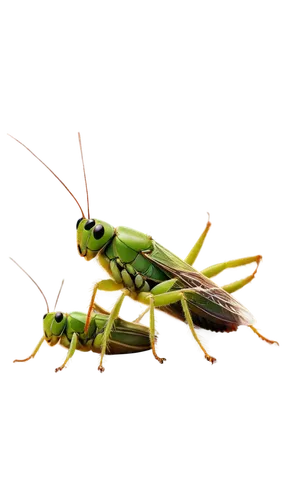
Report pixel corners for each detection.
[5,130,88,219]
[8,254,52,310]
[75,129,92,219]
[51,278,67,311]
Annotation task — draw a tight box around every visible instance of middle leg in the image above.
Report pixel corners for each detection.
[138,289,216,364]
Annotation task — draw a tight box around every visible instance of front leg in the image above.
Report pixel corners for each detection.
[10,333,46,366]
[55,332,78,373]
[84,278,129,374]
[84,278,123,336]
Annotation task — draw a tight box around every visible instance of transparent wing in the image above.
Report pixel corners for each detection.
[143,242,254,327]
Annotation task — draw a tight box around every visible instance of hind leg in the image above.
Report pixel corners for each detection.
[221,260,261,294]
[248,325,281,347]
[185,214,211,266]
[201,254,263,293]
[201,255,262,279]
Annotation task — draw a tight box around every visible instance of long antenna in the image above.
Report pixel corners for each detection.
[5,130,87,219]
[51,278,67,311]
[8,254,67,312]
[75,129,92,219]
[8,254,52,311]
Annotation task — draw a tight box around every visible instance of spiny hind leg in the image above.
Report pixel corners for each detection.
[222,259,261,293]
[201,254,263,293]
[248,325,281,347]
[138,289,215,364]
[185,213,211,266]
[10,333,46,366]
[55,332,78,372]
[201,255,262,280]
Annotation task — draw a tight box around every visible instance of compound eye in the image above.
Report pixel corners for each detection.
[74,217,82,230]
[43,314,47,319]
[93,224,104,240]
[55,312,64,323]
[84,219,95,231]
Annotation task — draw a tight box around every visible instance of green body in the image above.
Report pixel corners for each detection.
[77,220,253,333]
[79,223,169,289]
[44,310,152,355]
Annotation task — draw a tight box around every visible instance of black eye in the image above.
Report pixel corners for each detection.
[84,219,95,230]
[74,217,82,230]
[43,314,47,319]
[93,224,105,240]
[55,312,64,323]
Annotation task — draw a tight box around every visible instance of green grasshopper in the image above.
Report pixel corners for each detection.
[9,134,279,372]
[10,259,153,372]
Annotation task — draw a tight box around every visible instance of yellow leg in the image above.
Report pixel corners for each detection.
[133,306,150,323]
[138,289,216,364]
[248,325,281,347]
[98,290,129,372]
[55,332,78,372]
[201,254,263,278]
[84,279,123,334]
[10,333,46,366]
[221,263,261,293]
[184,211,214,266]
[149,297,166,364]
[181,295,216,363]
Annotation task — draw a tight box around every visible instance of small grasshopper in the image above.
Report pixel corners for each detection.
[9,135,279,372]
[10,258,153,372]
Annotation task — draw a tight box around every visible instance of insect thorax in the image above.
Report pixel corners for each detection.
[99,230,169,294]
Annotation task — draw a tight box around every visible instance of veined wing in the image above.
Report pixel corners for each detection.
[143,241,254,327]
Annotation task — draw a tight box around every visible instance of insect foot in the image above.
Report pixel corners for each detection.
[262,337,281,349]
[53,363,67,376]
[96,358,108,375]
[248,325,281,348]
[201,353,218,367]
[10,356,31,366]
[53,358,70,375]
[152,353,168,366]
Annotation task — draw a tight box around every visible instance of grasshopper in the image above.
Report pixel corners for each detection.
[9,134,278,372]
[10,259,153,372]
